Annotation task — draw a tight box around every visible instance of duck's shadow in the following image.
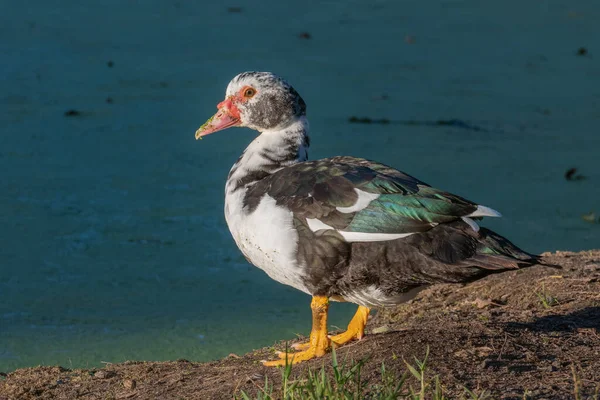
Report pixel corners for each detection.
[505,306,600,332]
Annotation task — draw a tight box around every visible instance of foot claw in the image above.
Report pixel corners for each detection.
[329,331,359,346]
[263,347,325,367]
[291,342,310,351]
[277,351,295,360]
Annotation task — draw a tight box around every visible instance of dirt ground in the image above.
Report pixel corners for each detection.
[1,250,599,400]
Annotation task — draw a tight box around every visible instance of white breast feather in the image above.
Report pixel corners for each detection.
[225,192,309,294]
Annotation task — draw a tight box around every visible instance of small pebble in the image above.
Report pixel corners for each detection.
[480,358,505,369]
[474,298,493,309]
[246,373,263,383]
[508,364,536,373]
[123,379,136,390]
[371,325,392,334]
[94,370,115,379]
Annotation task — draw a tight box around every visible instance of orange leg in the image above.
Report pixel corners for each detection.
[291,305,371,351]
[263,296,331,366]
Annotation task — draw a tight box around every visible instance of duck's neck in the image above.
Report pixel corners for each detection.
[226,117,310,194]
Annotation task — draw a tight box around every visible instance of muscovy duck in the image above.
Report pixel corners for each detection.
[195,72,549,366]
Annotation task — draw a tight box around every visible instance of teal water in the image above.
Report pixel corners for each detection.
[1,0,599,372]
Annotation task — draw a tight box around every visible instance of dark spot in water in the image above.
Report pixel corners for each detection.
[348,116,389,124]
[433,119,487,132]
[127,237,174,246]
[349,117,487,132]
[107,60,114,68]
[565,168,586,181]
[576,47,587,56]
[159,81,168,88]
[106,97,113,104]
[64,109,81,117]
[371,94,390,101]
[299,32,311,39]
[349,116,370,123]
[436,119,471,129]
[404,35,416,44]
[535,107,551,116]
[227,6,242,13]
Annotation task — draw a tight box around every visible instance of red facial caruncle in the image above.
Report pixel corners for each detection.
[195,86,257,139]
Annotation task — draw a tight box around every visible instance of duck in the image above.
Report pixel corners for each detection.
[195,71,550,366]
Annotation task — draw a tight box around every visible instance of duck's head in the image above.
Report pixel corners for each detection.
[195,72,306,139]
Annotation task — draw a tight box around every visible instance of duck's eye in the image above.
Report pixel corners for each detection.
[243,88,256,98]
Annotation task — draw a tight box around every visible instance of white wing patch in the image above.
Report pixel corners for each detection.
[336,189,380,213]
[306,218,334,231]
[306,217,413,242]
[468,205,502,218]
[307,188,411,242]
[337,231,413,242]
[461,217,480,232]
[310,188,409,242]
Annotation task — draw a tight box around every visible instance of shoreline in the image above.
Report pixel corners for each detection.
[1,250,599,399]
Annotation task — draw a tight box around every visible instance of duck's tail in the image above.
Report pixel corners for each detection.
[472,227,561,270]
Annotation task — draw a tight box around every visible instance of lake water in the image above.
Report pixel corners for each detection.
[1,0,599,372]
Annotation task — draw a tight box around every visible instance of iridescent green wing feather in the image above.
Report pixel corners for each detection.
[263,156,478,235]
